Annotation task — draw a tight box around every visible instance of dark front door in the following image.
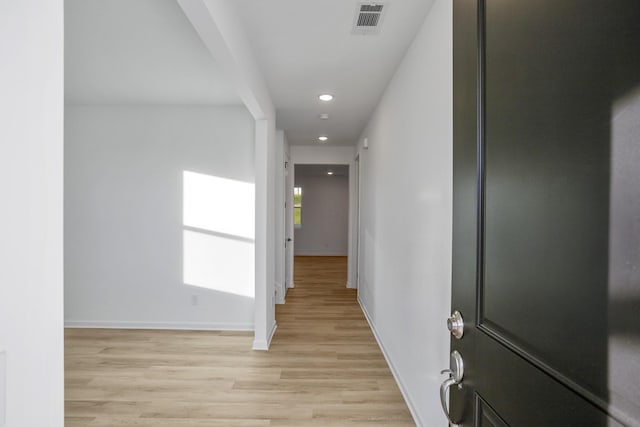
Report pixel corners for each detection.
[450,0,640,425]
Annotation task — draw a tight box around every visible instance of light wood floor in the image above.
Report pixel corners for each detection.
[65,256,414,426]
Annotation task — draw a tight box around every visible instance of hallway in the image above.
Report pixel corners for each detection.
[273,256,414,425]
[64,256,414,426]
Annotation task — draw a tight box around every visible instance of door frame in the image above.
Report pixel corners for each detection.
[287,150,358,288]
[284,152,294,290]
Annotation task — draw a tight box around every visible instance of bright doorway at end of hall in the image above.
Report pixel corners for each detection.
[291,164,350,285]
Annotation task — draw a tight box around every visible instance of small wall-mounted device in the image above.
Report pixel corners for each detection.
[363,137,369,149]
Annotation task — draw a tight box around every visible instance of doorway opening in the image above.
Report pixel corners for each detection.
[284,163,356,294]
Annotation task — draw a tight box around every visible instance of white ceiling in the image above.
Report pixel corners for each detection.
[233,0,434,146]
[65,0,241,105]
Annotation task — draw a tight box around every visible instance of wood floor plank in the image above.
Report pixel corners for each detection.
[88,418,270,427]
[64,256,414,425]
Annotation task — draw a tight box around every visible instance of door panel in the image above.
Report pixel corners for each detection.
[451,0,640,425]
[482,0,610,402]
[476,395,508,427]
[475,335,618,426]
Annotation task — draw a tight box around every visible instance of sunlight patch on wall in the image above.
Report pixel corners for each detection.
[183,171,255,239]
[182,171,255,298]
[183,230,255,298]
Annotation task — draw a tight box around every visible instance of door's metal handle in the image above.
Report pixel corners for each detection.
[447,310,464,339]
[440,350,464,426]
[440,375,459,427]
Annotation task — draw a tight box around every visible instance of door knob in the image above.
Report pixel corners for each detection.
[447,310,464,339]
[440,350,464,426]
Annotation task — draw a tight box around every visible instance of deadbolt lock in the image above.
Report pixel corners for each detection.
[447,310,464,339]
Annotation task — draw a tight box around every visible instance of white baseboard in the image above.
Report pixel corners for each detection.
[358,296,423,427]
[64,320,254,331]
[252,320,277,351]
[346,280,356,289]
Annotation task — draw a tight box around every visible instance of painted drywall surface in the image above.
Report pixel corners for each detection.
[290,146,355,164]
[294,175,349,256]
[252,118,277,349]
[65,105,256,329]
[266,121,276,337]
[356,0,452,425]
[0,0,64,425]
[65,0,241,106]
[274,130,286,302]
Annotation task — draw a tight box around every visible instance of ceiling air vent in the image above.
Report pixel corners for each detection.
[352,2,387,35]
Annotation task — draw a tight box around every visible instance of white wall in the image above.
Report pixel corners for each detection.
[274,130,286,302]
[65,105,256,330]
[252,119,278,349]
[290,146,355,164]
[356,0,452,425]
[0,0,64,425]
[294,174,349,256]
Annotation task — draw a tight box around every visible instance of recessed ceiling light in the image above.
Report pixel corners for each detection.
[327,171,334,175]
[318,136,328,142]
[319,113,330,120]
[319,94,334,102]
